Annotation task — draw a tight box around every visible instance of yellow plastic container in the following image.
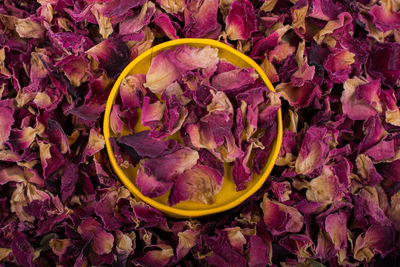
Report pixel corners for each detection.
[103,38,283,218]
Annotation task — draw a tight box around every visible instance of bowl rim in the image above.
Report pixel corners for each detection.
[103,38,283,218]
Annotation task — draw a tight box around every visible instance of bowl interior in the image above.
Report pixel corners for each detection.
[104,39,283,217]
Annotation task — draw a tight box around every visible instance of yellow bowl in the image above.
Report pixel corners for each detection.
[103,38,283,218]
